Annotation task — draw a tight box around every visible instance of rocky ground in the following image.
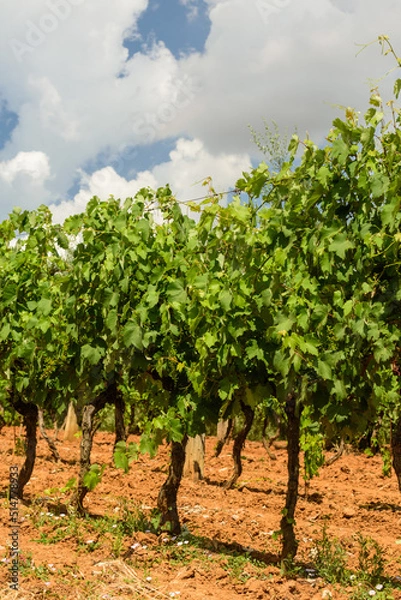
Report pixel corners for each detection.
[1,426,401,599]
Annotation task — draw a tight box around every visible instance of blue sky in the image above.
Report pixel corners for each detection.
[0,101,19,152]
[93,0,212,182]
[125,0,211,60]
[0,0,400,222]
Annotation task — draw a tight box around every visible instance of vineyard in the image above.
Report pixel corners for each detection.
[1,427,401,599]
[1,37,401,598]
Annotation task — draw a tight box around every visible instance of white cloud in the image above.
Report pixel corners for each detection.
[28,76,80,141]
[179,0,401,153]
[50,165,157,224]
[0,151,50,185]
[151,137,251,199]
[49,137,251,222]
[0,0,400,222]
[0,1,204,220]
[0,151,52,216]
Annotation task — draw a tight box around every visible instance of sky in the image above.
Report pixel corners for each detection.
[0,0,400,223]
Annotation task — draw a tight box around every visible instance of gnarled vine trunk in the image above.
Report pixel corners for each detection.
[280,393,302,564]
[214,418,233,458]
[114,389,127,452]
[391,414,401,492]
[262,414,280,460]
[75,383,116,515]
[157,436,188,535]
[38,408,61,462]
[14,400,38,500]
[224,402,254,490]
[0,405,5,433]
[324,437,345,467]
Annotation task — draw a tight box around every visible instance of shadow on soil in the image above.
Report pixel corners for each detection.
[170,532,281,566]
[179,534,401,592]
[303,492,324,504]
[360,501,401,512]
[203,477,286,496]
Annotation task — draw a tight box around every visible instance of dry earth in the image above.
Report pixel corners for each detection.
[1,427,401,599]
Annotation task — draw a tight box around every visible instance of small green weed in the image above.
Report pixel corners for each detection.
[350,582,395,600]
[117,498,159,535]
[356,533,385,583]
[28,497,164,557]
[311,528,398,598]
[311,526,350,584]
[17,553,56,581]
[225,554,253,582]
[14,436,26,456]
[16,552,34,576]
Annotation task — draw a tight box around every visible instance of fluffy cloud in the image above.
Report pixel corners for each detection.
[0,151,50,185]
[178,0,400,153]
[0,151,52,216]
[50,137,251,222]
[0,2,180,208]
[50,165,157,223]
[0,0,400,221]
